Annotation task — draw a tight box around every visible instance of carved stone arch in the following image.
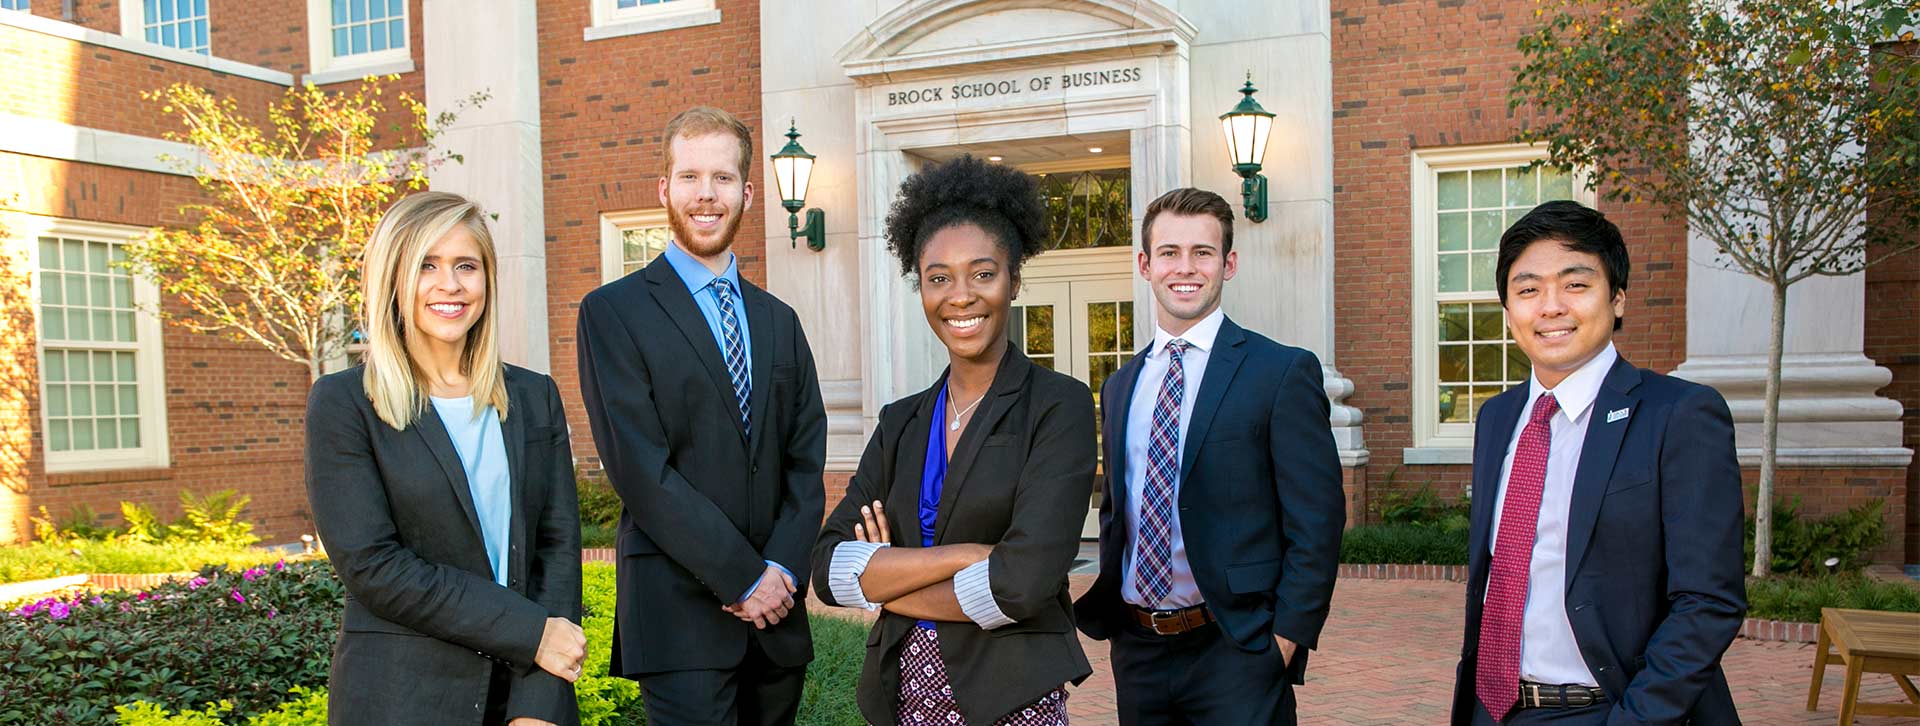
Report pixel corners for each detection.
[837,0,1196,80]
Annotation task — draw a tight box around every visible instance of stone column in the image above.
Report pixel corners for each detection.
[1672,231,1910,467]
[422,0,548,372]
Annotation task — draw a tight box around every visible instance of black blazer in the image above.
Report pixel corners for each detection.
[575,255,827,675]
[811,348,1095,725]
[304,364,582,726]
[1450,357,1747,725]
[1075,316,1346,683]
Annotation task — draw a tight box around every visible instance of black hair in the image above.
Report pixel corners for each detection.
[1495,200,1630,331]
[883,155,1048,284]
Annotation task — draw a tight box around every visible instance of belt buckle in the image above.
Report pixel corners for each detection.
[1521,683,1540,708]
[1148,609,1184,635]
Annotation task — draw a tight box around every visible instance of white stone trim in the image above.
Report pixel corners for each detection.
[305,0,412,80]
[1408,143,1595,451]
[598,208,670,286]
[1402,446,1474,466]
[583,2,720,41]
[9,214,171,474]
[836,0,1196,82]
[0,9,291,85]
[302,58,415,87]
[0,114,202,177]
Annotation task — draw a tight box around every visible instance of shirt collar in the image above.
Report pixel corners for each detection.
[663,239,740,297]
[1527,341,1617,422]
[1150,307,1225,359]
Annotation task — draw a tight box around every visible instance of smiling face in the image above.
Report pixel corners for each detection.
[918,223,1015,367]
[659,131,754,263]
[409,224,488,357]
[1502,238,1626,388]
[1140,212,1236,335]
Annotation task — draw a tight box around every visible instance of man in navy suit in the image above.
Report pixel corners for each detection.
[1075,188,1345,724]
[1451,201,1747,725]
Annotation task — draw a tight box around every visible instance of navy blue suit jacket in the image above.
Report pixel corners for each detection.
[1450,356,1748,725]
[1074,316,1346,684]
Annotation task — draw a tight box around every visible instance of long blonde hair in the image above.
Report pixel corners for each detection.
[360,191,510,430]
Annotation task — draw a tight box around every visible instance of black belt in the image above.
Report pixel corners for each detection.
[1518,681,1607,709]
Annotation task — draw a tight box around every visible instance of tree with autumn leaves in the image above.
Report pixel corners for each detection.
[1512,0,1920,576]
[124,77,483,383]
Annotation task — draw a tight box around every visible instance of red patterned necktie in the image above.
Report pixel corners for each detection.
[1477,392,1560,723]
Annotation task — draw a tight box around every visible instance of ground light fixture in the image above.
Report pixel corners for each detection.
[770,122,826,251]
[1220,74,1275,222]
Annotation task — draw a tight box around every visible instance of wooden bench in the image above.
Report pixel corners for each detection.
[1806,607,1920,725]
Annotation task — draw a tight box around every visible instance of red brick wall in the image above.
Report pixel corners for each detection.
[537,0,764,474]
[1331,0,1689,513]
[1865,43,1920,564]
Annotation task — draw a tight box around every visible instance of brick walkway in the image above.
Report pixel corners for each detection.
[817,575,1919,724]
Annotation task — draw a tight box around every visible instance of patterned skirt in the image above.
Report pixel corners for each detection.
[893,626,1069,725]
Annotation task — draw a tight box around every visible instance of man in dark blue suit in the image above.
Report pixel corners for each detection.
[1451,201,1747,725]
[1075,188,1346,725]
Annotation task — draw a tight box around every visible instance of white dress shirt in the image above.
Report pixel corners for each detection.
[1121,307,1226,609]
[1488,342,1617,687]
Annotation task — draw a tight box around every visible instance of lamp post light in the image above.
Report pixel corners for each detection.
[770,122,826,251]
[1219,75,1275,223]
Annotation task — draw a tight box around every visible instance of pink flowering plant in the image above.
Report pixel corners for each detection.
[0,560,341,725]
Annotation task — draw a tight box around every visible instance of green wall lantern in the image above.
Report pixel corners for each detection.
[1219,75,1275,223]
[770,122,826,251]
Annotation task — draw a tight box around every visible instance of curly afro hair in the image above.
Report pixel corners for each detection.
[883,155,1049,283]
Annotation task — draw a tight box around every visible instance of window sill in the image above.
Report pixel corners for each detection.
[583,8,721,41]
[44,456,173,481]
[303,57,416,86]
[1401,446,1473,465]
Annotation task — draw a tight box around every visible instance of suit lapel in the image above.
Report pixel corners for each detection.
[413,404,485,544]
[502,373,528,591]
[889,384,939,549]
[1469,389,1525,574]
[1564,357,1642,591]
[744,282,774,454]
[1104,350,1149,522]
[1177,319,1247,484]
[644,257,745,439]
[935,348,1030,541]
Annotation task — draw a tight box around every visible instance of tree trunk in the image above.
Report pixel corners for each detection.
[1750,280,1789,578]
[308,355,323,384]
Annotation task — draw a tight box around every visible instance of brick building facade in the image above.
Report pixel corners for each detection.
[2,0,1913,565]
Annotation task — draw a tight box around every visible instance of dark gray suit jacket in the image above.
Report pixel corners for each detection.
[812,348,1095,725]
[575,255,827,676]
[305,364,582,726]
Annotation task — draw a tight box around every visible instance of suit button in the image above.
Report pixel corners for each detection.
[752,465,760,475]
[1597,666,1609,673]
[511,578,522,587]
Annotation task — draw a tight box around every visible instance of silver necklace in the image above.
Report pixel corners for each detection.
[947,385,986,431]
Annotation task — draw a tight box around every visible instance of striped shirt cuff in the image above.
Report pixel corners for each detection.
[827,540,887,611]
[954,558,1015,630]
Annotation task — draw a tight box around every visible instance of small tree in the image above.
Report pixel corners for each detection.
[1513,0,1920,576]
[125,77,482,382]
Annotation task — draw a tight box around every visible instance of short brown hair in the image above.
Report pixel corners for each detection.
[661,106,754,177]
[1142,187,1235,255]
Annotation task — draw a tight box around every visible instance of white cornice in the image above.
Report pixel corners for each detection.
[0,114,202,176]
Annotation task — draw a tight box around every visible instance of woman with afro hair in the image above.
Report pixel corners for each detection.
[811,155,1096,724]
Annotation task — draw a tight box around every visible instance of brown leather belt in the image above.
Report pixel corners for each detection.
[1518,681,1607,709]
[1127,603,1215,636]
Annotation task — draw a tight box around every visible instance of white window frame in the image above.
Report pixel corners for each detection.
[1406,144,1595,460]
[304,0,413,84]
[600,209,672,285]
[1,1,29,13]
[119,0,210,55]
[585,0,721,42]
[13,215,171,473]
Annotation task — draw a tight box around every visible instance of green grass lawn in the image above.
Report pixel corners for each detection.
[0,540,287,584]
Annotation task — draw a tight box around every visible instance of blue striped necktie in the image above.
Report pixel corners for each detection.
[709,279,751,436]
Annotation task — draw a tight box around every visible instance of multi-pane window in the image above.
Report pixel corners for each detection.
[1084,299,1134,398]
[135,0,210,55]
[1006,305,1055,370]
[1,1,28,12]
[601,210,671,284]
[37,237,144,455]
[1036,168,1132,251]
[330,0,406,59]
[616,0,682,7]
[619,225,670,278]
[1412,146,1590,451]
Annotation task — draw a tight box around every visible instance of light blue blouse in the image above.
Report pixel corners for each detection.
[429,395,511,588]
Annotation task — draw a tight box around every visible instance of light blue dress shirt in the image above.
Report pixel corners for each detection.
[429,395,512,588]
[661,241,788,603]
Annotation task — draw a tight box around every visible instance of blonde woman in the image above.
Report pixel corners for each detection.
[305,191,585,726]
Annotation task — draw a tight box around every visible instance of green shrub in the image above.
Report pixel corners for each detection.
[172,490,258,547]
[0,541,286,584]
[1371,481,1470,530]
[1746,573,1920,623]
[581,522,618,549]
[1744,498,1887,575]
[26,489,260,548]
[577,469,624,529]
[30,505,116,544]
[0,561,339,725]
[1340,523,1470,565]
[84,562,869,725]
